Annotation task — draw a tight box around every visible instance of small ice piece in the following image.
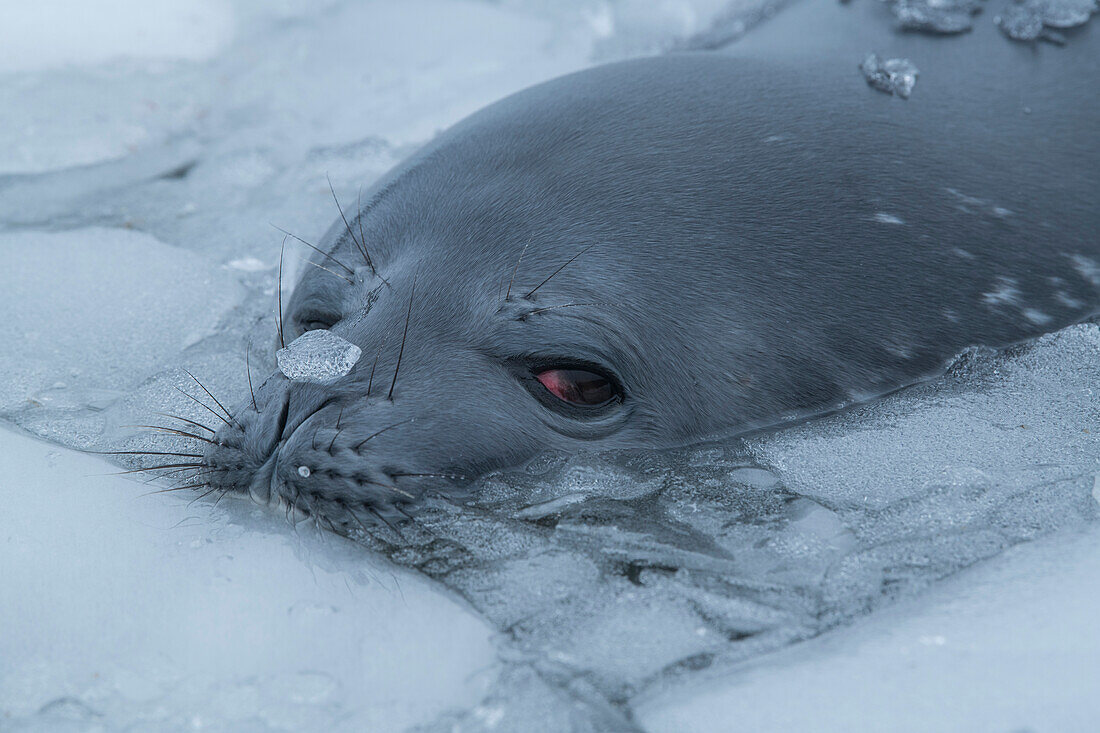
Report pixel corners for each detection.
[860,54,919,99]
[889,0,984,34]
[996,0,1098,43]
[276,330,362,384]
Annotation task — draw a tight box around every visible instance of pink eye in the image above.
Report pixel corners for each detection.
[535,368,614,406]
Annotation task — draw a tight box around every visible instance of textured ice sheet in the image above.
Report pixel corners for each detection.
[0,427,497,732]
[0,228,244,426]
[639,521,1100,732]
[2,0,1098,729]
[354,325,1098,728]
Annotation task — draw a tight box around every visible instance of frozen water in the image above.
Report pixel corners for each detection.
[639,521,1100,732]
[361,327,1099,727]
[996,0,1099,42]
[0,228,244,437]
[888,0,984,34]
[859,53,920,98]
[2,0,1099,730]
[0,0,234,74]
[277,330,362,384]
[0,427,497,732]
[880,0,1097,41]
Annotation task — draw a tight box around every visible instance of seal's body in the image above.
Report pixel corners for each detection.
[203,1,1099,523]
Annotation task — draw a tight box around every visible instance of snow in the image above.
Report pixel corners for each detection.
[0,427,497,731]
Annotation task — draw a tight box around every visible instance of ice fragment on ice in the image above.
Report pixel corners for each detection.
[860,54,920,99]
[887,0,984,34]
[276,330,361,384]
[996,0,1098,42]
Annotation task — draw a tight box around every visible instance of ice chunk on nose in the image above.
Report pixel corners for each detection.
[276,330,362,384]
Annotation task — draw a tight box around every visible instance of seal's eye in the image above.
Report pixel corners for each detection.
[296,310,340,333]
[535,368,616,407]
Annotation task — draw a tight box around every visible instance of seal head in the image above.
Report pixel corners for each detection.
[203,42,1100,524]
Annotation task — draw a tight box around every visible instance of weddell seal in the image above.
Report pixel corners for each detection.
[199,1,1099,526]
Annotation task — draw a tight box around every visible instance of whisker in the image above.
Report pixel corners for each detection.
[328,174,375,274]
[505,241,529,302]
[387,271,417,401]
[188,485,223,506]
[368,506,405,539]
[211,488,233,509]
[174,387,232,427]
[122,425,217,444]
[183,369,233,422]
[271,224,355,275]
[353,419,415,451]
[305,259,355,285]
[139,483,209,498]
[359,478,416,500]
[525,302,606,317]
[155,412,216,434]
[245,342,258,411]
[94,450,204,458]
[391,472,466,480]
[366,334,387,398]
[107,462,206,476]
[277,235,287,349]
[525,243,597,299]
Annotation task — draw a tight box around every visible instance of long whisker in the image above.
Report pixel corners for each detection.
[505,242,529,302]
[106,462,206,476]
[353,419,415,451]
[245,342,258,411]
[390,472,466,480]
[183,369,233,422]
[188,486,223,506]
[368,506,405,538]
[277,235,287,349]
[305,259,355,285]
[174,387,232,427]
[93,450,204,458]
[387,272,416,401]
[155,412,216,434]
[328,174,375,274]
[366,334,387,398]
[122,425,217,444]
[525,243,597,298]
[271,224,355,275]
[521,301,602,314]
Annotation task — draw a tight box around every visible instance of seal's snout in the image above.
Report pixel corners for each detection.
[203,374,427,528]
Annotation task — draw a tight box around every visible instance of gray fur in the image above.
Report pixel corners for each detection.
[204,1,1099,520]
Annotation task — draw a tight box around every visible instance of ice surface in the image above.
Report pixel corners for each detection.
[859,53,919,98]
[0,0,234,74]
[996,0,1099,42]
[0,228,244,438]
[2,0,1099,729]
[277,330,362,384]
[886,0,984,34]
[638,522,1100,732]
[345,324,1098,728]
[0,427,497,732]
